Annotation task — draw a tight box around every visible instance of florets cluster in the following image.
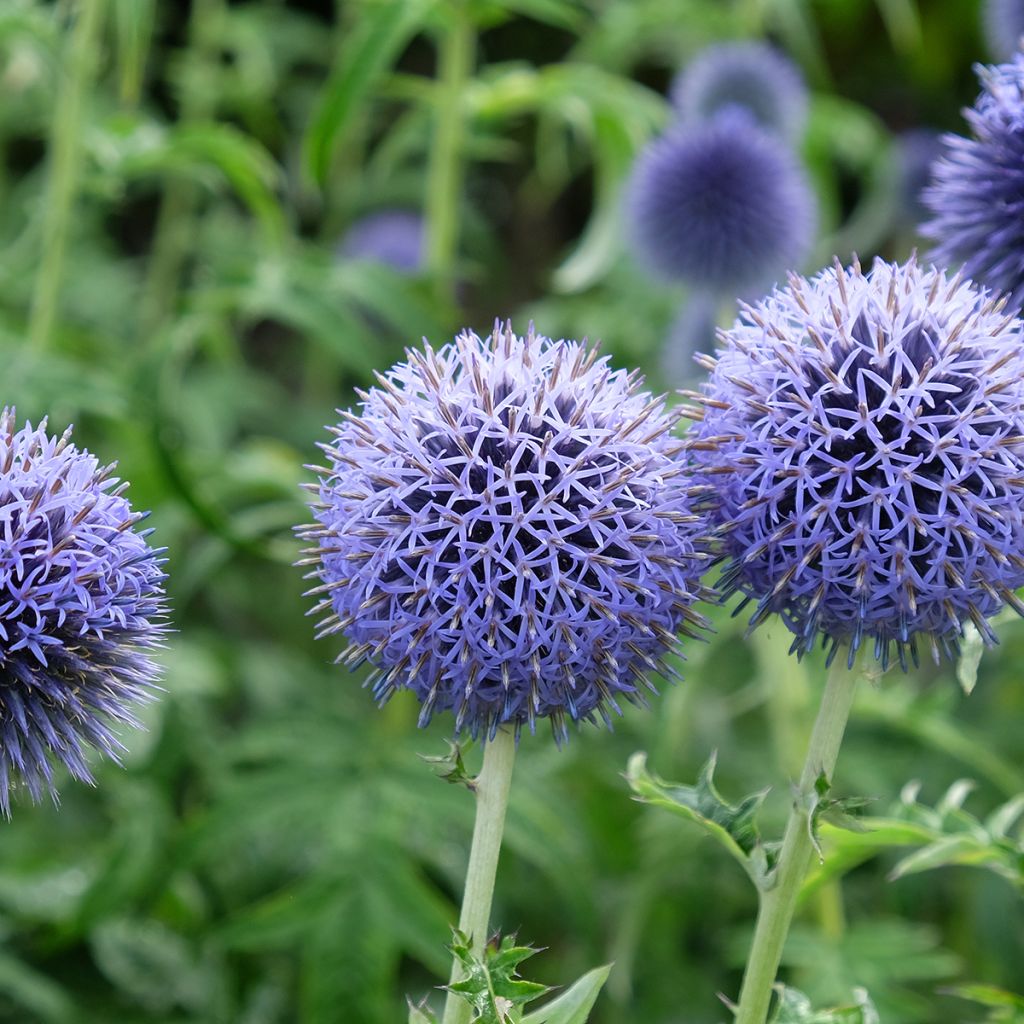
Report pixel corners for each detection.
[625,111,815,294]
[689,258,1024,669]
[670,41,807,143]
[0,410,166,815]
[923,54,1024,311]
[301,324,712,739]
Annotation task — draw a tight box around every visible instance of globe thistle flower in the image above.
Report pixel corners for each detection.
[922,54,1024,312]
[0,410,166,815]
[338,209,424,273]
[670,41,808,144]
[688,257,1024,670]
[895,129,943,228]
[625,111,816,295]
[982,0,1024,61]
[300,324,713,739]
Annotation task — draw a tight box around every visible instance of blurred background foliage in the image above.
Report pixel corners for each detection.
[0,0,1022,1021]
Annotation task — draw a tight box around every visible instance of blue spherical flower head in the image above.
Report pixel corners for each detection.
[625,111,815,295]
[983,0,1024,61]
[923,54,1024,312]
[670,41,808,143]
[0,410,166,816]
[301,324,713,740]
[339,210,424,273]
[690,257,1024,671]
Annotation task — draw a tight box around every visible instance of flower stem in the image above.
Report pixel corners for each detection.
[441,728,517,1024]
[733,654,862,1024]
[28,0,106,352]
[425,0,474,303]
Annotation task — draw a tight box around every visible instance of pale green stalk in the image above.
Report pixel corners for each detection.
[441,729,517,1024]
[28,0,106,351]
[734,654,862,1024]
[425,0,475,302]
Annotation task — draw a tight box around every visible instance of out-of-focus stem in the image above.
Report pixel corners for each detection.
[28,0,106,351]
[425,0,475,302]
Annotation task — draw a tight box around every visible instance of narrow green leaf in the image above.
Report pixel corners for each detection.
[303,0,434,186]
[521,964,612,1024]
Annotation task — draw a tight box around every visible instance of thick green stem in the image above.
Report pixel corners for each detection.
[28,0,106,351]
[425,0,474,302]
[734,655,862,1024]
[441,729,517,1024]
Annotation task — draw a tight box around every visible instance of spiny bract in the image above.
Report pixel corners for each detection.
[300,324,712,740]
[625,110,815,295]
[0,410,166,815]
[923,54,1024,312]
[670,41,808,143]
[689,257,1024,670]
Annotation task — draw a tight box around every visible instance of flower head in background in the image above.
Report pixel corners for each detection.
[625,111,815,295]
[338,209,424,274]
[923,55,1024,311]
[301,324,713,740]
[689,257,1024,670]
[982,0,1024,61]
[670,41,808,143]
[895,129,944,229]
[0,410,166,815]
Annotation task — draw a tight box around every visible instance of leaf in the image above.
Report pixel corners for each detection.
[807,772,873,860]
[770,984,879,1024]
[520,964,612,1024]
[626,752,774,889]
[303,0,435,185]
[447,931,551,1023]
[942,984,1024,1023]
[421,740,477,790]
[0,952,75,1023]
[407,998,439,1024]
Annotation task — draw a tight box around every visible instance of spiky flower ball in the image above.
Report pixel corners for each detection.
[0,410,166,815]
[689,257,1024,669]
[982,0,1024,61]
[922,54,1024,312]
[338,209,424,274]
[625,111,815,294]
[301,324,712,739]
[670,41,808,143]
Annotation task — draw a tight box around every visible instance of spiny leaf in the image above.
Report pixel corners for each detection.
[769,984,879,1024]
[447,931,550,1023]
[807,771,873,861]
[626,751,775,889]
[421,740,476,790]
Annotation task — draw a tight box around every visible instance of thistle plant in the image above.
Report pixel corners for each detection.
[0,409,167,816]
[685,256,1024,1023]
[923,53,1024,312]
[670,41,808,144]
[339,209,425,274]
[300,323,713,1023]
[625,110,815,296]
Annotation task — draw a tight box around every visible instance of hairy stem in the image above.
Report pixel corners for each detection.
[441,728,517,1024]
[28,0,106,351]
[425,0,475,302]
[734,654,862,1024]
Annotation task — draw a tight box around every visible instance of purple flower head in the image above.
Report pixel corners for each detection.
[300,323,713,740]
[689,257,1024,670]
[922,55,1024,311]
[670,41,808,143]
[338,210,424,274]
[982,0,1024,61]
[625,111,816,294]
[0,410,167,816]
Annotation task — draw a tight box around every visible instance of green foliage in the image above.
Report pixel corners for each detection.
[0,0,1022,1021]
[945,984,1024,1023]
